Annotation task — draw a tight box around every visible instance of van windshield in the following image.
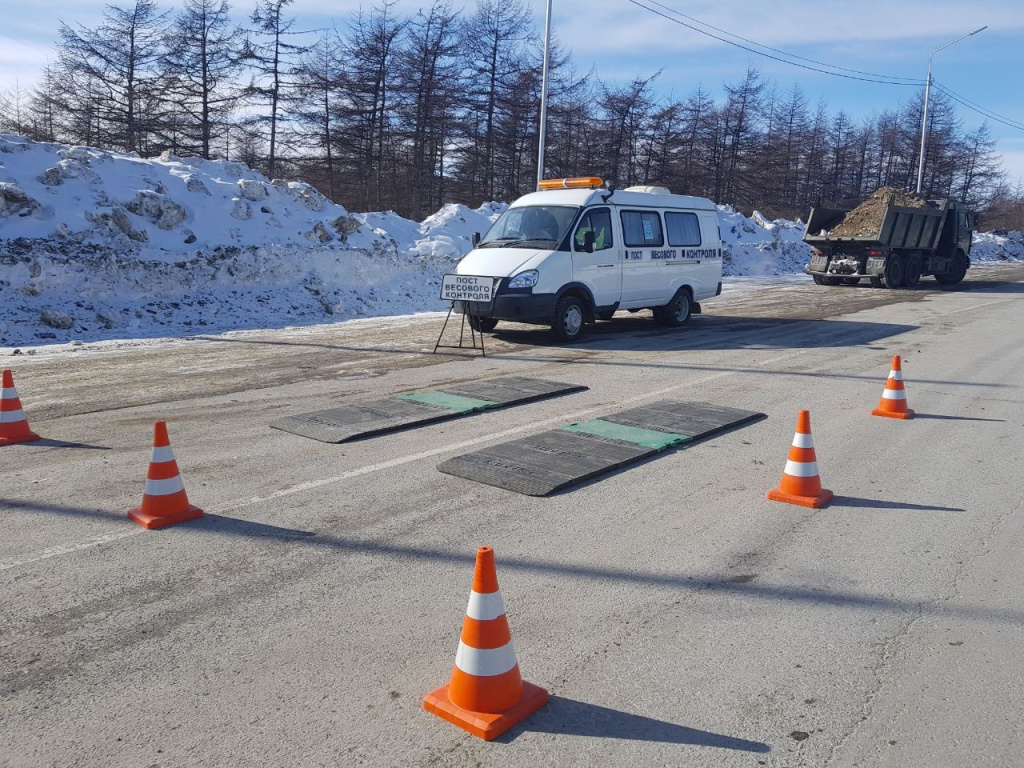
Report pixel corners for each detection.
[479,205,578,248]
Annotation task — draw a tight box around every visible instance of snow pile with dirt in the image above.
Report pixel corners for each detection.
[718,205,812,277]
[1,134,1021,348]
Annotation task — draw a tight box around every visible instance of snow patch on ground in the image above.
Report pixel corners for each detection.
[2,135,1021,349]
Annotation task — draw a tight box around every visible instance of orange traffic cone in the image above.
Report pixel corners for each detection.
[872,355,914,419]
[0,369,41,446]
[423,546,548,740]
[766,410,833,508]
[127,421,204,529]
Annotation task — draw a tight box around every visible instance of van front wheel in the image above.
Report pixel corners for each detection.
[468,315,498,332]
[653,289,691,327]
[551,295,586,343]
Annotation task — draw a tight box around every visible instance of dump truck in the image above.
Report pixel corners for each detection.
[804,190,977,288]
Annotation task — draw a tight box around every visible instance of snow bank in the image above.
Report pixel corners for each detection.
[971,230,1024,262]
[1,134,1021,349]
[718,205,811,277]
[0,135,504,346]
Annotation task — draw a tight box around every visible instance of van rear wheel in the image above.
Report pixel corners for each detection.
[653,288,691,327]
[551,295,586,343]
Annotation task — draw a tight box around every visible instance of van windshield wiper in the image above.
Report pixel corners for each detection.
[481,237,557,248]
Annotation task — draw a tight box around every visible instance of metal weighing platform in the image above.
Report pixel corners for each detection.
[270,376,587,443]
[437,400,765,496]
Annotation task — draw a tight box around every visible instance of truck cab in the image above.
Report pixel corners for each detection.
[455,177,724,342]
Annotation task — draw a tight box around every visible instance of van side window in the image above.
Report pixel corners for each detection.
[621,210,663,247]
[665,212,702,247]
[574,208,613,251]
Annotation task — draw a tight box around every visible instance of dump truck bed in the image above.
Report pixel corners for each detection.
[804,200,950,251]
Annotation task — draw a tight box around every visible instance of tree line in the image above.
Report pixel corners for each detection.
[1,0,1022,228]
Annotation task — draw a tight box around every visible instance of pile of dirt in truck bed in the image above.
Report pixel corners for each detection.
[829,187,928,238]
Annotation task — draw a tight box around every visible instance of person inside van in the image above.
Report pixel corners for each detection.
[521,208,560,240]
[574,210,611,250]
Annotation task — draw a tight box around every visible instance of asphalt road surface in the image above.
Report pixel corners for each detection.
[3,265,1024,768]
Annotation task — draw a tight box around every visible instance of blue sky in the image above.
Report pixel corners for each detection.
[3,0,1023,185]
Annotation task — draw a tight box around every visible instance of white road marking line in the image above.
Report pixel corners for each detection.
[932,298,1014,318]
[0,529,144,572]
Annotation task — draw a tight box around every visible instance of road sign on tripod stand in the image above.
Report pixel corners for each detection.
[434,274,497,356]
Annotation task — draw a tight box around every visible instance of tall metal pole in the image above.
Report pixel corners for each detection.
[536,0,553,189]
[916,25,987,194]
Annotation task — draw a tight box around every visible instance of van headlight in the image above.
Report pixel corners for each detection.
[508,269,539,289]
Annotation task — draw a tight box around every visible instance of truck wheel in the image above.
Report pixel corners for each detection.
[654,288,692,327]
[935,251,968,285]
[551,295,586,342]
[468,315,498,332]
[905,255,922,288]
[812,275,825,285]
[870,276,884,288]
[883,255,905,289]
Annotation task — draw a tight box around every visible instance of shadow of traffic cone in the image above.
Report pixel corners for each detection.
[423,546,548,740]
[872,355,915,419]
[0,369,41,446]
[766,410,833,508]
[128,420,204,529]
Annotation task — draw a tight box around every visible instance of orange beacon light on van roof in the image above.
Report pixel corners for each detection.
[537,177,603,190]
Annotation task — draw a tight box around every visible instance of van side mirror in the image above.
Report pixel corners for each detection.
[471,232,481,247]
[583,230,595,253]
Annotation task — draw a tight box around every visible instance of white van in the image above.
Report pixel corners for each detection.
[455,177,723,342]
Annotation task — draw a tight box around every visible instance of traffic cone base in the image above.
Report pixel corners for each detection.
[0,431,41,447]
[766,487,834,509]
[423,680,548,741]
[871,405,914,419]
[128,502,204,530]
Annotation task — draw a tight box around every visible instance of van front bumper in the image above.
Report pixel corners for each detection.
[457,292,557,324]
[491,292,558,323]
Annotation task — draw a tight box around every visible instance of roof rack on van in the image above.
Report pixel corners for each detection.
[537,177,603,190]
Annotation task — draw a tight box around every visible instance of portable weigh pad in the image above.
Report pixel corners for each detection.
[437,400,765,496]
[599,401,764,441]
[270,377,587,443]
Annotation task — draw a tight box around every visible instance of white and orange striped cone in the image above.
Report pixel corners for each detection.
[0,369,41,446]
[871,355,915,419]
[423,546,548,740]
[766,410,833,508]
[127,420,204,529]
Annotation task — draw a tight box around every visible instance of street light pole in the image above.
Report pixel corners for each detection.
[536,0,553,189]
[916,25,987,194]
